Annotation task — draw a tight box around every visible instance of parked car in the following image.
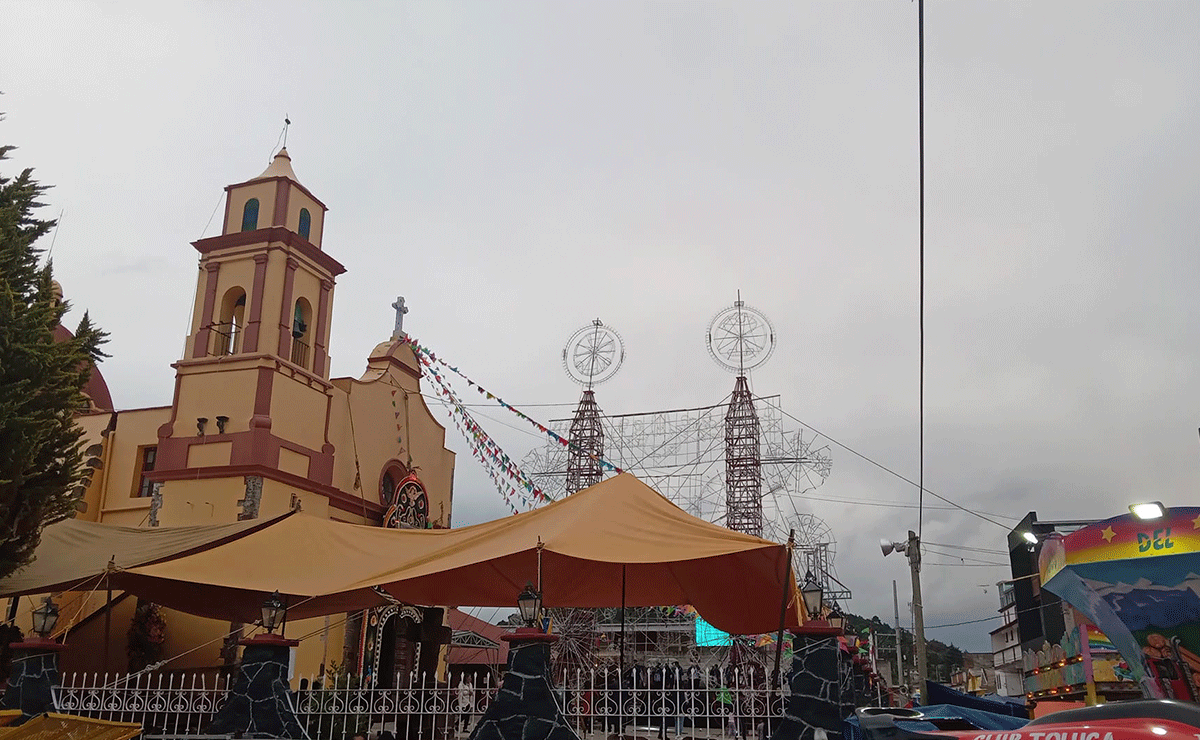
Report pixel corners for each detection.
[856,699,1200,739]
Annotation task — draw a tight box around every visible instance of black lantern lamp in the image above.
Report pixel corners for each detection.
[800,570,824,621]
[30,597,59,639]
[827,603,845,632]
[261,591,286,634]
[517,583,542,627]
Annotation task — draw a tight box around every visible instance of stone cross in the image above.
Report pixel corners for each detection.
[392,296,409,339]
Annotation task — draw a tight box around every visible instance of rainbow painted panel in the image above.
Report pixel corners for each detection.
[1062,507,1200,566]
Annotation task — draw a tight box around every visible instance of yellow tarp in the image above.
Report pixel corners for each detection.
[0,714,140,740]
[0,514,291,597]
[4,474,801,635]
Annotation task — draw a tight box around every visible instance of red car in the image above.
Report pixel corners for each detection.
[856,700,1200,739]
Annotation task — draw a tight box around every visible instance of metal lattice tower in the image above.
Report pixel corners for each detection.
[707,294,775,537]
[564,389,604,494]
[724,375,763,536]
[553,321,623,680]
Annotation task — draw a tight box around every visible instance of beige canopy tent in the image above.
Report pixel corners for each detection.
[0,474,801,636]
[0,514,288,596]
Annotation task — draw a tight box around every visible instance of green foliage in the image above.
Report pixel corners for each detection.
[126,599,167,672]
[0,130,108,581]
[842,610,966,687]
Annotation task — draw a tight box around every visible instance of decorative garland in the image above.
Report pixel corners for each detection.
[414,348,546,513]
[400,336,622,474]
[396,335,623,514]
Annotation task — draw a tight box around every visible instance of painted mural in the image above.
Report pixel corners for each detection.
[1039,506,1200,702]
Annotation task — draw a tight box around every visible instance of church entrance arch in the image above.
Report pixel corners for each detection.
[361,604,424,688]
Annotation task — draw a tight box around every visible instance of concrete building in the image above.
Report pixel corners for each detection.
[989,581,1023,697]
[45,149,458,681]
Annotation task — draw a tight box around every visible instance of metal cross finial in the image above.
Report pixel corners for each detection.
[392,296,409,339]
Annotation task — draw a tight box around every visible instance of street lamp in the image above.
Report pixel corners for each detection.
[261,591,286,634]
[517,583,542,627]
[800,570,824,620]
[827,603,846,632]
[1130,502,1165,520]
[30,597,59,639]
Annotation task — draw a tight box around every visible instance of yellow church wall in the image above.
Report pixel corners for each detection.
[287,615,345,678]
[75,412,112,521]
[329,353,455,528]
[55,592,138,675]
[258,478,330,520]
[278,447,310,478]
[269,375,330,453]
[223,181,277,236]
[285,189,325,249]
[187,440,232,468]
[96,406,170,518]
[156,478,246,527]
[404,392,455,528]
[172,364,260,438]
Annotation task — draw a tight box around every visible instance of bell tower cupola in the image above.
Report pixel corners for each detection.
[183,148,344,376]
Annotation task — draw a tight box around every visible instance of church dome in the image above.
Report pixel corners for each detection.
[50,282,114,412]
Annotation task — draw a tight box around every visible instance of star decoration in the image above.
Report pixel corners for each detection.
[1101,526,1117,543]
[1193,513,1200,530]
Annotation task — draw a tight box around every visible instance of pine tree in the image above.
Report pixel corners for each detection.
[0,126,108,581]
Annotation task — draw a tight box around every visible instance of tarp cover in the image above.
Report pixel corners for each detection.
[0,514,290,596]
[843,704,1028,740]
[0,713,141,740]
[924,680,1030,719]
[2,474,800,636]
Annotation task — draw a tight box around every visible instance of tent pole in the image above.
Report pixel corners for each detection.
[773,530,795,687]
[104,558,114,672]
[104,581,112,672]
[620,565,626,670]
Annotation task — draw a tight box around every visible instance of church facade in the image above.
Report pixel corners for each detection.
[53,149,457,681]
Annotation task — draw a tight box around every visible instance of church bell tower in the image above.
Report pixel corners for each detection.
[151,149,347,525]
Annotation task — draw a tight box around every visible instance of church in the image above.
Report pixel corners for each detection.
[53,148,458,683]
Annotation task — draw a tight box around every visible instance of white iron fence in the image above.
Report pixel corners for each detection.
[57,668,788,740]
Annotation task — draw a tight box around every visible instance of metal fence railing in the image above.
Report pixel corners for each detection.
[57,667,788,740]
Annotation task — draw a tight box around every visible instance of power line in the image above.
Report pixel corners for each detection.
[757,396,1011,531]
[923,546,1007,565]
[923,541,1007,555]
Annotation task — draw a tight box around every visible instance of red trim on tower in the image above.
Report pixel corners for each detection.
[277,257,299,359]
[192,262,222,359]
[313,279,332,376]
[272,180,290,228]
[225,175,328,213]
[244,253,270,352]
[192,228,345,277]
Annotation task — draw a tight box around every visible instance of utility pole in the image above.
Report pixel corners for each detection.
[907,530,928,697]
[892,580,904,699]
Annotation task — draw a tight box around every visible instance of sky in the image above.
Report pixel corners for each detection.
[3,1,1199,653]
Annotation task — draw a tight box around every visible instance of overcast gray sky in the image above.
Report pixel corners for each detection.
[4,1,1199,651]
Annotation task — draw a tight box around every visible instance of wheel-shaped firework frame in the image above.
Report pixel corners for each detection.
[706,299,775,374]
[563,320,625,387]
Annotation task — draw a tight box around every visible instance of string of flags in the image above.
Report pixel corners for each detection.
[398,335,623,475]
[398,338,552,514]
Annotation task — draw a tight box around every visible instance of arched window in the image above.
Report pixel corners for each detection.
[214,288,247,356]
[290,298,312,367]
[241,198,260,232]
[298,208,312,240]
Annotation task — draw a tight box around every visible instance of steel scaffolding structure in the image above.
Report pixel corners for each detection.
[564,390,605,494]
[724,376,763,536]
